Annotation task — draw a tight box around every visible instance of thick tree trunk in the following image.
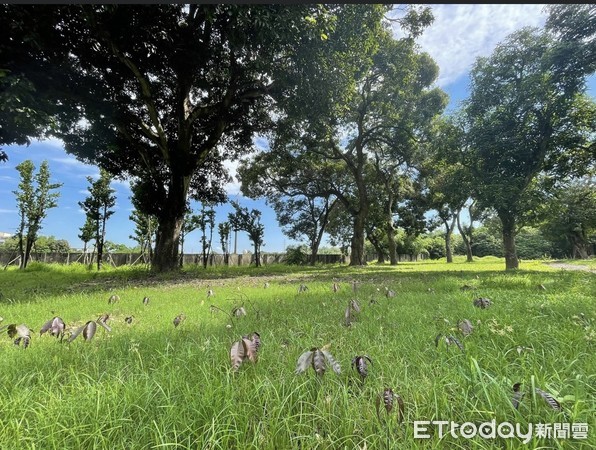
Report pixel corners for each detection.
[153,213,185,272]
[152,172,190,272]
[499,212,519,270]
[571,234,589,259]
[372,239,385,263]
[350,208,368,266]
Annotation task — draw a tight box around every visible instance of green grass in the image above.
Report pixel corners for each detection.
[0,258,594,449]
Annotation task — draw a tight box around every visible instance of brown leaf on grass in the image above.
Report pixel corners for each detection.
[68,321,97,343]
[344,299,362,327]
[7,324,31,348]
[351,355,372,380]
[232,306,247,317]
[231,333,260,371]
[295,347,340,376]
[458,319,474,336]
[108,294,120,304]
[251,332,261,353]
[230,339,249,371]
[535,388,561,411]
[96,314,112,332]
[173,313,186,328]
[473,297,492,309]
[376,388,404,424]
[40,317,66,338]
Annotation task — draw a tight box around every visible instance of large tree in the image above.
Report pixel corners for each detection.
[463,27,596,270]
[264,9,445,266]
[3,4,387,272]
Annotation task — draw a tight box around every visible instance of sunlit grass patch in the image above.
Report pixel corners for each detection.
[0,260,594,449]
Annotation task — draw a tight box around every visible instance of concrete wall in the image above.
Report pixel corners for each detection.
[0,251,424,267]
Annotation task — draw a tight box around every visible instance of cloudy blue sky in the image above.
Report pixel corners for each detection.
[1,4,594,253]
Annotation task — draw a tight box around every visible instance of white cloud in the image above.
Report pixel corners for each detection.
[391,4,548,87]
[35,136,65,150]
[112,178,131,191]
[224,159,242,196]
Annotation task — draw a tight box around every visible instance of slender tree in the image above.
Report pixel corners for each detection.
[196,203,216,269]
[218,221,231,266]
[13,160,62,269]
[228,201,265,267]
[78,215,95,264]
[79,169,116,270]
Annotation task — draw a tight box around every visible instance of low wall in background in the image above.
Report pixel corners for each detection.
[0,251,425,267]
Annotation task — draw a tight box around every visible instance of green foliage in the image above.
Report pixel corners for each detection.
[540,178,596,259]
[284,245,309,266]
[0,235,70,253]
[218,221,231,264]
[462,26,596,269]
[128,203,156,259]
[79,169,116,270]
[3,4,392,272]
[103,241,135,253]
[13,159,62,268]
[515,228,555,260]
[228,200,265,267]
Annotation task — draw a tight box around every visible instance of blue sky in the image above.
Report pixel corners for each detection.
[1,4,594,253]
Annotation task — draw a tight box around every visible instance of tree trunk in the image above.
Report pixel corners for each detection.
[386,222,397,265]
[571,234,589,259]
[253,241,261,267]
[456,211,473,262]
[153,213,185,272]
[350,208,367,266]
[499,212,519,270]
[152,173,190,272]
[22,234,34,269]
[444,216,456,263]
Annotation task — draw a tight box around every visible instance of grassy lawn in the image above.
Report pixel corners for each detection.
[0,257,594,449]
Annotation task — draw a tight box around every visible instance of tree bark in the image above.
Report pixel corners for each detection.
[444,215,456,263]
[499,211,519,270]
[571,234,589,259]
[152,172,190,272]
[350,207,368,266]
[456,211,473,262]
[153,213,185,272]
[386,221,397,265]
